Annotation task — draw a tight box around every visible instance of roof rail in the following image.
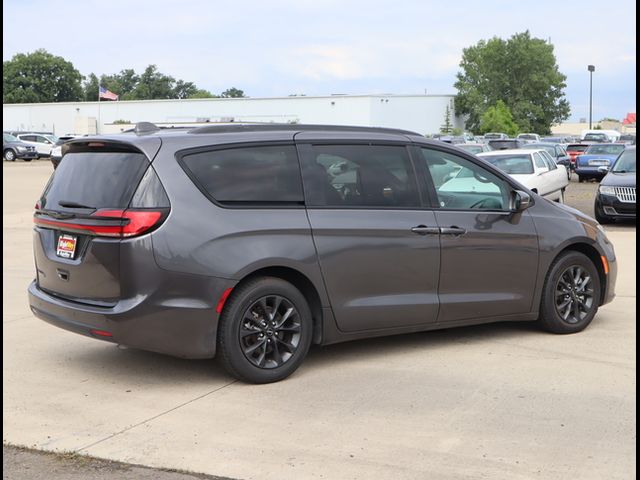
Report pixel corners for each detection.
[188,123,420,136]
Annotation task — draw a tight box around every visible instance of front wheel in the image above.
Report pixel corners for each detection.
[217,277,313,383]
[538,251,601,334]
[3,149,16,161]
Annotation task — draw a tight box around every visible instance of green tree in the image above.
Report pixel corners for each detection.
[479,101,519,136]
[440,105,453,134]
[220,87,246,98]
[188,89,218,99]
[83,73,100,101]
[3,49,83,103]
[129,65,175,99]
[454,31,570,134]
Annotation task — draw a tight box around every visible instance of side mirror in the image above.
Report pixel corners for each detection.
[511,190,532,212]
[597,166,610,173]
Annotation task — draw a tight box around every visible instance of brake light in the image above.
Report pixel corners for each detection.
[93,210,163,237]
[33,209,165,238]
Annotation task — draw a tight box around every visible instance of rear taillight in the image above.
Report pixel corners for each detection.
[33,209,167,238]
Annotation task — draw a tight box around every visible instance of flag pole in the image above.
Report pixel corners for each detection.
[97,85,101,134]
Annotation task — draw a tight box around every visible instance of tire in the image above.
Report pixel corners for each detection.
[23,157,33,162]
[578,176,584,183]
[538,251,601,334]
[217,277,313,383]
[567,169,572,181]
[4,149,16,161]
[557,188,565,204]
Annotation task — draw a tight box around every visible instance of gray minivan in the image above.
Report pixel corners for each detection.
[29,123,617,383]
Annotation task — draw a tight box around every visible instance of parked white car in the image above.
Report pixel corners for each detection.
[477,149,569,202]
[15,133,58,157]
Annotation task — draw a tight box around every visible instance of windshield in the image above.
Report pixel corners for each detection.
[612,149,636,173]
[541,137,561,143]
[585,144,625,155]
[484,133,504,139]
[518,134,537,140]
[3,133,18,142]
[44,134,58,143]
[481,154,534,174]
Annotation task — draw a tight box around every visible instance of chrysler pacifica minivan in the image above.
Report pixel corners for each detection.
[29,123,617,383]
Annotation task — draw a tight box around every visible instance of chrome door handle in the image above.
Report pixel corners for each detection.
[440,226,466,236]
[411,225,440,235]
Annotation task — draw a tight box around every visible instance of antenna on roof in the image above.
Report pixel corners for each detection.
[134,122,160,135]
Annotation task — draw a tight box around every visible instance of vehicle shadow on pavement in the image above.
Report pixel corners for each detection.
[49,321,541,384]
[304,321,542,367]
[59,345,232,384]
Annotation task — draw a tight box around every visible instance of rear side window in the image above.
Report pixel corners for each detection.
[40,151,149,211]
[302,144,420,208]
[181,145,303,205]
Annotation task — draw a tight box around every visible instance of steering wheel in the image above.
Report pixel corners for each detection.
[473,171,493,183]
[469,197,498,209]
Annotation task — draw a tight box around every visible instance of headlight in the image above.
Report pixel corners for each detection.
[598,186,616,196]
[51,146,62,157]
[16,146,27,152]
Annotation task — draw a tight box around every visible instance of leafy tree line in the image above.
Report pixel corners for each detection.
[3,49,245,103]
[454,31,570,135]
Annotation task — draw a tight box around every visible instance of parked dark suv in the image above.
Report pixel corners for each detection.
[29,123,617,383]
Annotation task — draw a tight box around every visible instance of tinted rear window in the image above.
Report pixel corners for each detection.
[40,151,148,211]
[181,145,303,204]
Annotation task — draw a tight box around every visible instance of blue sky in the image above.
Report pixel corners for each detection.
[3,0,636,121]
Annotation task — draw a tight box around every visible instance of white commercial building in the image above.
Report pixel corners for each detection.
[3,94,462,136]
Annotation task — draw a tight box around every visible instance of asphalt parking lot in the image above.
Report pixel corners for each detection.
[3,160,636,480]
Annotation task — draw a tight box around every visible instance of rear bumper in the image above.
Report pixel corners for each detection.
[28,273,236,359]
[575,166,607,178]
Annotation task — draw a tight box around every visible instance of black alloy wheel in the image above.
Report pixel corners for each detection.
[539,251,601,334]
[240,295,302,369]
[217,277,312,383]
[554,265,595,324]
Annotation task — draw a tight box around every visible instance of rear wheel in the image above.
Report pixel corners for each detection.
[538,251,601,334]
[4,149,16,161]
[217,277,313,383]
[578,175,584,183]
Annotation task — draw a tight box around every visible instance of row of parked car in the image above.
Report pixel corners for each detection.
[3,131,83,166]
[450,134,635,224]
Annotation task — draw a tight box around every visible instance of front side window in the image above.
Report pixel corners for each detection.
[181,145,303,205]
[303,144,420,208]
[422,148,509,210]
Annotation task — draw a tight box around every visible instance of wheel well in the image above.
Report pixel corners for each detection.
[236,267,324,344]
[558,243,607,305]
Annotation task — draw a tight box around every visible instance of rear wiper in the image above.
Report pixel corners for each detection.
[58,200,96,209]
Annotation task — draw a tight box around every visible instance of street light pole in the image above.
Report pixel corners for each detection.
[588,65,595,129]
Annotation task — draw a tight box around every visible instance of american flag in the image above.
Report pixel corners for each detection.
[99,86,119,101]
